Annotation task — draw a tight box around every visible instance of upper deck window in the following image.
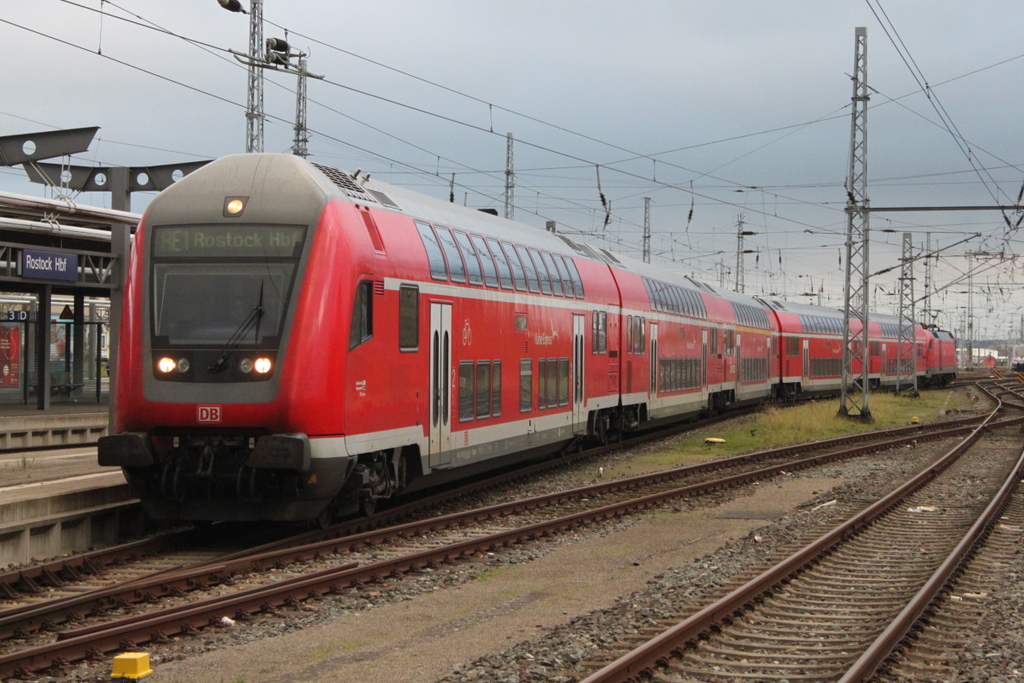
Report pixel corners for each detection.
[486,238,515,290]
[514,245,541,293]
[454,230,483,286]
[471,234,499,288]
[434,226,467,284]
[415,221,448,281]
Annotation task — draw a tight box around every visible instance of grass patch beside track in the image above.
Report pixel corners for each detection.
[612,388,974,477]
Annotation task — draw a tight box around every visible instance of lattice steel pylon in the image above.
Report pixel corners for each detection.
[896,232,918,395]
[643,197,651,263]
[735,213,747,294]
[839,26,872,421]
[292,54,309,158]
[504,132,514,220]
[246,0,265,153]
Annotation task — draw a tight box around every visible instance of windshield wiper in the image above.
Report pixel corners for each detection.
[208,280,264,374]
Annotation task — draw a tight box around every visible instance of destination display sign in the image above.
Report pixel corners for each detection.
[152,225,306,259]
[21,249,78,282]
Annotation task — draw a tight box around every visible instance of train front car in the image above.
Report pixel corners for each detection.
[100,154,358,522]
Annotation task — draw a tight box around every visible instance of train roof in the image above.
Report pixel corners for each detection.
[174,156,947,336]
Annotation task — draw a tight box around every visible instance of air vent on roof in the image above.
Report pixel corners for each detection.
[557,235,603,261]
[311,163,378,203]
[599,248,624,266]
[687,277,716,294]
[365,188,400,210]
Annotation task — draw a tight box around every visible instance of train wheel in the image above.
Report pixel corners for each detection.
[359,496,377,517]
[313,503,336,529]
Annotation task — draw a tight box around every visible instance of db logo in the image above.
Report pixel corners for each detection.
[197,405,222,423]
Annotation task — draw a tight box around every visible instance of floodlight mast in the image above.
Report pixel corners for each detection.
[219,0,322,156]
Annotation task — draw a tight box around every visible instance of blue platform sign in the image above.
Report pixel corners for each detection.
[22,249,78,282]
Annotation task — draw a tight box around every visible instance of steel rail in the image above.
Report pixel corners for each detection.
[576,399,1007,683]
[0,413,1004,678]
[0,412,996,646]
[837,388,1024,682]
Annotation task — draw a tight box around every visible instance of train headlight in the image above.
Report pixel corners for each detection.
[157,357,177,373]
[176,357,190,373]
[223,196,247,216]
[254,357,273,374]
[239,358,253,374]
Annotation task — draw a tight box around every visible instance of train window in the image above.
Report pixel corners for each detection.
[348,280,373,350]
[514,245,541,293]
[515,313,528,330]
[537,359,547,410]
[415,221,448,281]
[471,235,499,288]
[502,242,529,292]
[546,358,558,408]
[459,361,475,422]
[435,226,466,284]
[785,336,799,357]
[551,254,571,297]
[673,287,687,316]
[563,257,585,298]
[492,361,502,417]
[539,252,564,296]
[724,329,735,356]
[651,283,664,312]
[592,311,607,354]
[486,238,515,290]
[527,248,552,295]
[641,278,653,308]
[710,328,719,356]
[398,285,419,351]
[454,231,483,286]
[634,317,644,354]
[558,358,569,406]
[519,359,533,413]
[476,360,491,419]
[626,316,633,355]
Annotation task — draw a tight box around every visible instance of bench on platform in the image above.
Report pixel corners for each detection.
[26,371,85,397]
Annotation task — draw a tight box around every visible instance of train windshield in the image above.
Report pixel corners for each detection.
[150,224,306,346]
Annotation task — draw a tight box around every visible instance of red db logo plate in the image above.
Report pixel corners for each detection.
[197,405,222,423]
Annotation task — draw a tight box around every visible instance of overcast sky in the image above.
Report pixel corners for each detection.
[2,1,1023,341]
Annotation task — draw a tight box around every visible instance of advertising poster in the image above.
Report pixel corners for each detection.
[0,324,20,388]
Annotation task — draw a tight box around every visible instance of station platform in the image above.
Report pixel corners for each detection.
[0,398,140,567]
[0,398,109,450]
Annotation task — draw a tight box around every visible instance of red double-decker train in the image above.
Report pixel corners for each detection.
[98,154,957,523]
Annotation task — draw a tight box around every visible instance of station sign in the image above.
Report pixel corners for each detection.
[21,249,78,282]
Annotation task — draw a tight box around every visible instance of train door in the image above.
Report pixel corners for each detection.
[572,314,586,434]
[649,323,659,395]
[429,302,452,467]
[802,339,810,382]
[735,333,742,394]
[881,344,887,382]
[701,329,709,403]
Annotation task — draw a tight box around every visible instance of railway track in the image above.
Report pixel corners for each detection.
[0,402,1008,680]
[569,384,1024,683]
